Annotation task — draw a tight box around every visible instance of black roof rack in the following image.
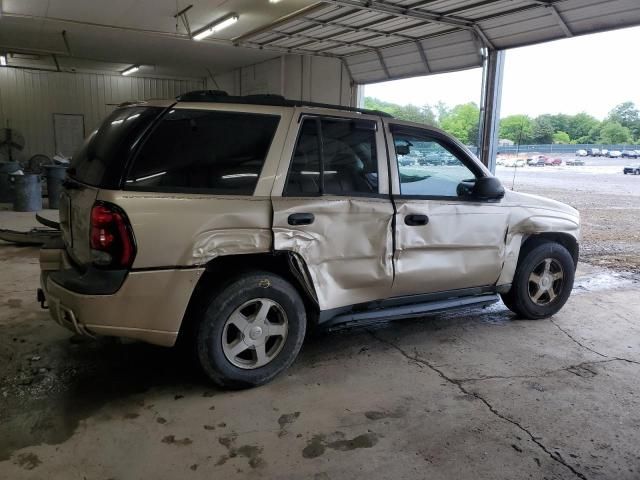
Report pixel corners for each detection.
[175,90,393,118]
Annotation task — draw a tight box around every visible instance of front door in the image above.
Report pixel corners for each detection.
[386,122,509,297]
[272,112,394,311]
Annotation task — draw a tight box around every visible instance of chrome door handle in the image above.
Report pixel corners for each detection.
[288,213,315,226]
[404,214,429,226]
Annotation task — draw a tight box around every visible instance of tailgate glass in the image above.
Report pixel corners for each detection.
[69,106,164,189]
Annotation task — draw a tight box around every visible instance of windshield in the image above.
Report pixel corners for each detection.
[70,106,164,188]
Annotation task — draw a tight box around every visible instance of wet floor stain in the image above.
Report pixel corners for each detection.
[216,433,265,469]
[364,407,406,421]
[7,298,22,308]
[277,411,301,437]
[302,432,379,459]
[161,435,192,446]
[14,452,41,470]
[0,331,208,461]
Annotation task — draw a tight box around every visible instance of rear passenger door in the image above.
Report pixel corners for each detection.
[272,112,394,311]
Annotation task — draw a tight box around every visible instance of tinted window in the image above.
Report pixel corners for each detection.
[393,131,477,197]
[70,107,162,188]
[126,109,280,195]
[284,117,378,196]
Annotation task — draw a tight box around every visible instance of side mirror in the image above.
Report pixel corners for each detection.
[395,144,410,156]
[471,176,505,201]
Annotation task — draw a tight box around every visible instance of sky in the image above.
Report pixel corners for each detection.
[364,26,640,120]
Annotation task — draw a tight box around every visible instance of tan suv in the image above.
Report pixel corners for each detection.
[39,91,580,387]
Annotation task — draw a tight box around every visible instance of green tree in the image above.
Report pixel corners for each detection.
[599,121,632,144]
[531,115,555,144]
[364,97,437,126]
[439,102,480,145]
[553,131,571,144]
[499,115,534,144]
[566,113,600,141]
[607,102,640,140]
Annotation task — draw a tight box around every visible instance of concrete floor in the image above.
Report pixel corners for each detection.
[1,222,639,479]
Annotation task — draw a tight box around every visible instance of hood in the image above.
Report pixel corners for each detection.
[502,190,579,218]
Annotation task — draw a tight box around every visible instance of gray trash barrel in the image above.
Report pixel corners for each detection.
[43,165,67,210]
[11,173,42,212]
[0,161,21,203]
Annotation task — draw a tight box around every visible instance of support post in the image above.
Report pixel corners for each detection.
[478,49,505,173]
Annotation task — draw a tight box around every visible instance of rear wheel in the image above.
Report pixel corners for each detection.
[196,272,306,388]
[501,241,575,319]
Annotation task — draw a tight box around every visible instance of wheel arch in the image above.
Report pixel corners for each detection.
[176,252,320,345]
[519,232,579,267]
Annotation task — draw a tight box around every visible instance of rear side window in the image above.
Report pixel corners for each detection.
[284,117,379,196]
[126,109,280,195]
[70,106,162,188]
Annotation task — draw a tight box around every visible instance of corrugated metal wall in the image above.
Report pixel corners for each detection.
[208,54,355,107]
[0,69,203,159]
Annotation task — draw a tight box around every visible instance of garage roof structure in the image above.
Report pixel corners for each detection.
[1,0,640,82]
[240,0,640,84]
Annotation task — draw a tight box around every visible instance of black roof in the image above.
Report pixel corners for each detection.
[175,90,392,118]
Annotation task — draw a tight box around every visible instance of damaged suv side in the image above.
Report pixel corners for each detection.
[39,91,580,387]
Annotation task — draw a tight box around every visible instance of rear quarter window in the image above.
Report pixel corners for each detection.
[125,109,280,195]
[70,107,163,188]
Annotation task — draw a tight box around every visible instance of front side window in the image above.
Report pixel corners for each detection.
[284,117,379,196]
[392,130,477,197]
[126,109,280,194]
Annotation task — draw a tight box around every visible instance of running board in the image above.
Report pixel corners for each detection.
[324,294,500,330]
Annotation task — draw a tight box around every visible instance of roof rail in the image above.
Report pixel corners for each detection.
[175,90,392,118]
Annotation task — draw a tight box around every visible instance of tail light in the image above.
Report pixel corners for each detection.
[90,201,136,269]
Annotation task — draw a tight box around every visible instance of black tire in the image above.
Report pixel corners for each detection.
[196,271,306,388]
[501,241,575,319]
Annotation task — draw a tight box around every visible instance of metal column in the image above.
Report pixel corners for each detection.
[478,49,505,173]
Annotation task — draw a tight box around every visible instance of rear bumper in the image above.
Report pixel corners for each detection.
[40,248,204,347]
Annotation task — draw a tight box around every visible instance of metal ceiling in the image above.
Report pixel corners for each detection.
[236,0,640,84]
[1,0,639,83]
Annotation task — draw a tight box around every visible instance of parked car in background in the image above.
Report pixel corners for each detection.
[545,157,562,166]
[622,150,639,158]
[566,158,585,166]
[600,149,609,157]
[623,164,640,175]
[608,150,622,158]
[575,149,588,157]
[504,158,525,168]
[527,155,546,167]
[586,148,600,156]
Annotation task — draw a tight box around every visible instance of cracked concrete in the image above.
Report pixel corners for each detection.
[1,241,639,479]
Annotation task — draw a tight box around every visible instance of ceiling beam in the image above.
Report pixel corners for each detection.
[320,0,475,31]
[415,40,431,73]
[547,4,573,37]
[375,49,391,78]
[232,3,327,42]
[298,15,425,42]
[264,28,381,51]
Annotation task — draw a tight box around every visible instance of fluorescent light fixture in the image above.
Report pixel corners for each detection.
[0,55,6,66]
[192,14,239,41]
[221,173,258,179]
[126,171,167,183]
[121,65,139,76]
[269,0,283,3]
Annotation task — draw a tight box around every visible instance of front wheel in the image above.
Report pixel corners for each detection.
[501,241,575,319]
[196,272,307,388]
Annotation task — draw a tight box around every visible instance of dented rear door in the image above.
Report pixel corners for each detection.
[385,121,509,297]
[272,110,394,311]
